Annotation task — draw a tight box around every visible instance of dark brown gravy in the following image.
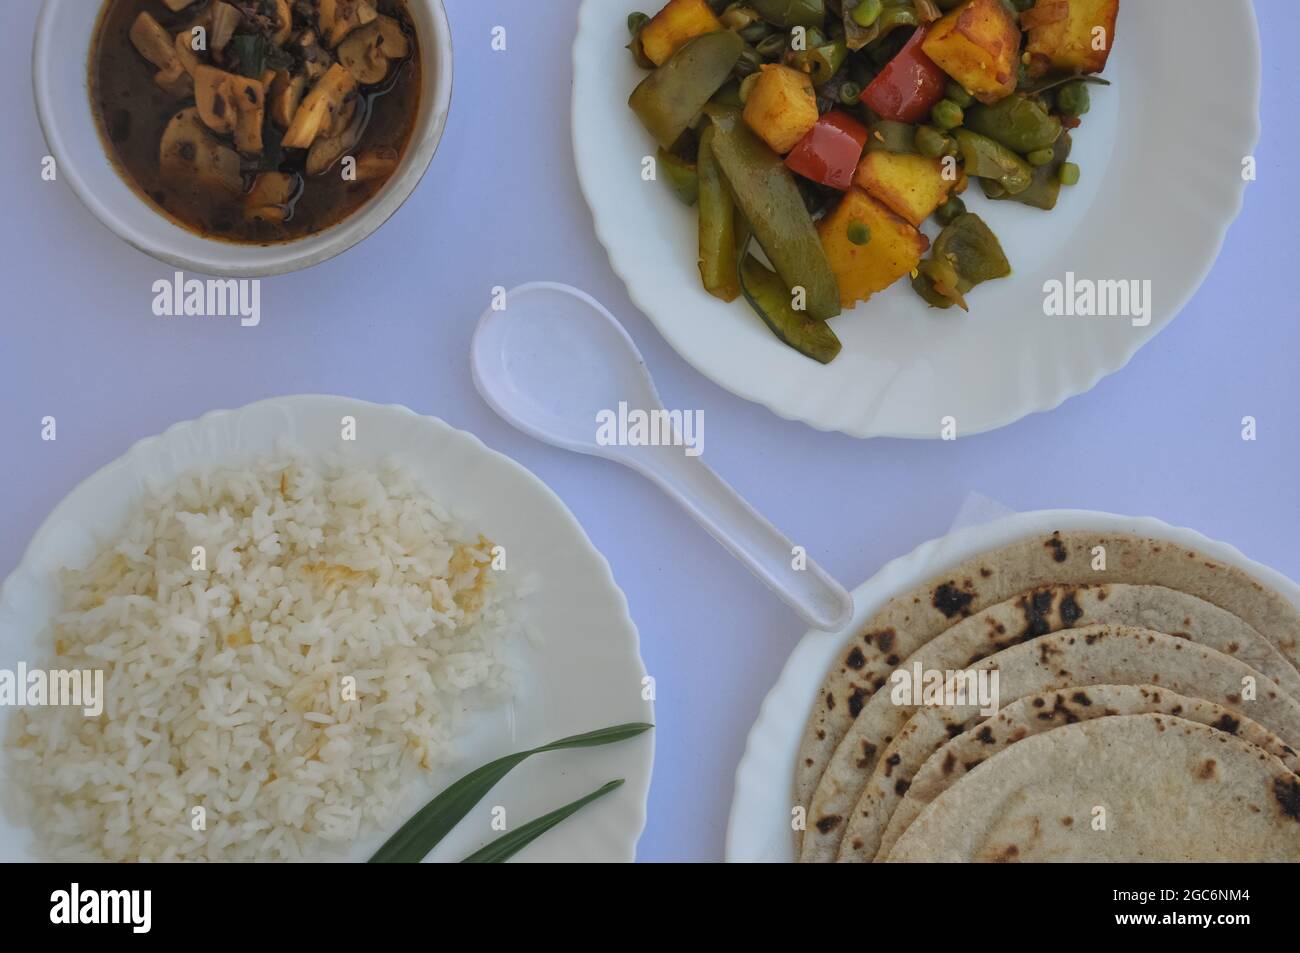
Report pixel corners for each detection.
[91,0,422,245]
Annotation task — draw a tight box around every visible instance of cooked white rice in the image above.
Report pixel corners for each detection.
[5,455,516,861]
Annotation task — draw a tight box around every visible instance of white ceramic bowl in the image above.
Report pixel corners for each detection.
[32,0,454,278]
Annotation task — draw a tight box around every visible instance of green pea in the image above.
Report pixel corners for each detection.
[852,0,883,28]
[935,196,966,226]
[1057,81,1091,118]
[848,222,872,245]
[931,99,964,131]
[915,125,948,159]
[1026,148,1055,167]
[838,81,864,106]
[1058,162,1081,186]
[627,12,649,36]
[944,82,973,108]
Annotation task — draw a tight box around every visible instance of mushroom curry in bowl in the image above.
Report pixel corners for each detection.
[91,0,422,244]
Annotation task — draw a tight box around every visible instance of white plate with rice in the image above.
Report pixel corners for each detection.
[0,395,653,862]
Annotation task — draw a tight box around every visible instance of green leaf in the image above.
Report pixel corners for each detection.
[367,723,652,863]
[459,780,626,864]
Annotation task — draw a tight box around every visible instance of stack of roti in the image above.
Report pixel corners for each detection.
[795,531,1300,862]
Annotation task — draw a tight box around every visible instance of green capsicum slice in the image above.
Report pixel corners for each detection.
[658,148,700,206]
[964,94,1062,155]
[697,127,741,301]
[953,128,1034,195]
[704,104,841,321]
[751,0,828,29]
[630,31,745,148]
[911,212,1011,310]
[740,248,842,364]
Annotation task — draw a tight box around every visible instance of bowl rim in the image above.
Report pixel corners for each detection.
[31,0,454,279]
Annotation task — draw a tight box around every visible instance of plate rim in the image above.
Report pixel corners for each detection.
[572,1,1262,439]
[0,394,654,862]
[724,507,1300,862]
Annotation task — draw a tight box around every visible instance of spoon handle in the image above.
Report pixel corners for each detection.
[627,445,854,632]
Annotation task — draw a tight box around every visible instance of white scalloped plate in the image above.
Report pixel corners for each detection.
[0,396,652,862]
[726,510,1300,861]
[573,1,1259,438]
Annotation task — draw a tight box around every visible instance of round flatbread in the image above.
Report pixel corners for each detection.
[885,714,1300,862]
[877,684,1300,860]
[795,532,1300,844]
[802,600,1299,863]
[828,626,1300,862]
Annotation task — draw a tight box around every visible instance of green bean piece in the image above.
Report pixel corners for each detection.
[931,99,964,131]
[838,80,864,105]
[1058,161,1081,186]
[698,127,742,301]
[1026,147,1055,167]
[915,125,948,159]
[847,222,871,245]
[954,128,1034,195]
[794,40,849,85]
[985,132,1072,210]
[964,94,1062,154]
[935,195,966,226]
[1056,81,1091,118]
[944,82,973,108]
[852,0,883,28]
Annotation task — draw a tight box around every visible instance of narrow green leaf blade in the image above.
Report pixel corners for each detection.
[459,780,626,864]
[368,723,651,863]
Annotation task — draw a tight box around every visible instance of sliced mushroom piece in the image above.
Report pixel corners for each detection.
[160,107,243,193]
[154,60,194,98]
[271,0,293,46]
[353,146,399,183]
[161,0,197,11]
[174,30,202,75]
[194,64,239,135]
[324,94,358,138]
[231,75,267,155]
[244,171,297,222]
[129,12,181,71]
[319,0,379,48]
[296,30,335,82]
[209,2,244,54]
[270,70,308,129]
[281,64,357,150]
[337,15,408,85]
[306,117,362,176]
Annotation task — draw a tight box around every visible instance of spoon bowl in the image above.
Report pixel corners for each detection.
[472,283,854,632]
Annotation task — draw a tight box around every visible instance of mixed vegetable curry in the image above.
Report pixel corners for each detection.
[626,0,1118,363]
[92,0,421,244]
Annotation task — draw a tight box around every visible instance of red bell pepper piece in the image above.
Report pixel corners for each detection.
[784,109,870,191]
[861,26,946,124]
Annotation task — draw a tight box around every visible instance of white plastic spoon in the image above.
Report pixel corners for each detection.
[471,282,854,632]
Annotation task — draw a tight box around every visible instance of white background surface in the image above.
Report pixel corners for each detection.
[1,0,1298,861]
